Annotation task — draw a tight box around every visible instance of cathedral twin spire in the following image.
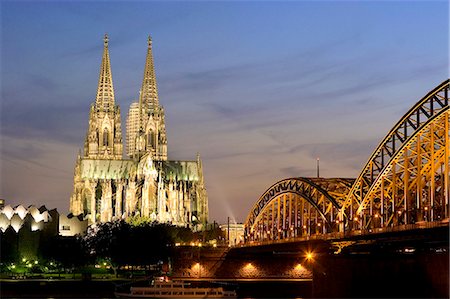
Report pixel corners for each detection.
[139,36,160,112]
[95,34,115,110]
[94,33,159,112]
[84,34,123,159]
[87,34,165,160]
[133,35,167,160]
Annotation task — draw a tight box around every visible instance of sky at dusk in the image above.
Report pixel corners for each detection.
[1,0,449,224]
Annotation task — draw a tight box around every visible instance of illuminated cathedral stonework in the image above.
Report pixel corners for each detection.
[69,35,208,228]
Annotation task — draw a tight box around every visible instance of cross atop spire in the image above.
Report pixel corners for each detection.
[139,35,159,113]
[95,33,115,109]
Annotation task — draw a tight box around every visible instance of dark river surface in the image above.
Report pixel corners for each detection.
[0,279,312,298]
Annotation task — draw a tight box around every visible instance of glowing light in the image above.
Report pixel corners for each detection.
[305,252,314,260]
[34,261,38,264]
[424,207,428,211]
[241,262,258,276]
[213,244,217,248]
[303,225,307,229]
[31,223,40,231]
[175,243,180,247]
[294,264,303,270]
[374,214,379,218]
[193,262,201,272]
[22,258,26,262]
[11,265,16,269]
[353,217,358,221]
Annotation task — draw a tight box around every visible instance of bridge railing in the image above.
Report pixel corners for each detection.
[241,219,449,247]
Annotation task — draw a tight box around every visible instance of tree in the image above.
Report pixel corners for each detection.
[81,220,180,276]
[40,235,87,274]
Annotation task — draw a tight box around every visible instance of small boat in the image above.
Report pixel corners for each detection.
[114,277,237,298]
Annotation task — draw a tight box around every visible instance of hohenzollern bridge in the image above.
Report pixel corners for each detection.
[171,80,449,298]
[244,79,449,244]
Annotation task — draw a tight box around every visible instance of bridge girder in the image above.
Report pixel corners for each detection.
[244,178,352,242]
[341,79,449,228]
[351,109,449,229]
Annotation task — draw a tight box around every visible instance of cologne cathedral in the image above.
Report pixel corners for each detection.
[69,35,208,228]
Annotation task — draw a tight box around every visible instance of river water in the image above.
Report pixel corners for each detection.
[1,279,311,298]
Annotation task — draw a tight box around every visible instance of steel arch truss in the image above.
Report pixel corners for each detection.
[244,178,353,242]
[341,79,449,229]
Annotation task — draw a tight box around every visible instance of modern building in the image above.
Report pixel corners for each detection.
[126,102,140,158]
[0,204,88,262]
[220,222,245,246]
[0,204,87,236]
[69,35,209,228]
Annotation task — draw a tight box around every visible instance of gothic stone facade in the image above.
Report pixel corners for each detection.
[70,35,208,227]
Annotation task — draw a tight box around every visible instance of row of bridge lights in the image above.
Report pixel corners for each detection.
[256,204,440,240]
[264,220,339,233]
[259,224,326,240]
[361,206,429,220]
[260,215,393,234]
[256,206,435,238]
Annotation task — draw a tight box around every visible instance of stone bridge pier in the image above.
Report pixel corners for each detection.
[171,242,317,280]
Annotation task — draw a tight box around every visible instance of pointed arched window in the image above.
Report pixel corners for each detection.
[82,189,92,215]
[148,130,155,148]
[103,128,109,146]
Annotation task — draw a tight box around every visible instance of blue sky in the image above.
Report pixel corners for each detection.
[1,0,448,224]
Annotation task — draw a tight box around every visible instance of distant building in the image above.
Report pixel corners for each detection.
[220,222,245,246]
[126,102,140,157]
[59,214,89,237]
[69,35,208,228]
